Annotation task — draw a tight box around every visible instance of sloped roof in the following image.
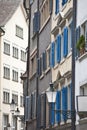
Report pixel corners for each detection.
[0,0,22,26]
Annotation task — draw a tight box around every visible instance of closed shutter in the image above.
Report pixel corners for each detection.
[49,0,53,14]
[40,57,42,76]
[50,42,55,67]
[63,27,68,57]
[41,94,46,128]
[62,87,67,121]
[55,0,59,14]
[37,95,41,128]
[56,91,61,123]
[57,35,61,63]
[33,11,40,34]
[50,103,55,125]
[25,96,31,121]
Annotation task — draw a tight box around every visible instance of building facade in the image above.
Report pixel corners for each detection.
[0,0,28,130]
[75,0,87,129]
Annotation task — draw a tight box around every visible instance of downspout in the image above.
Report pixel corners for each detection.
[71,0,77,129]
[36,0,39,130]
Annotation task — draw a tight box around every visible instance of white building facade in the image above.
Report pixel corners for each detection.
[76,0,87,129]
[0,1,28,130]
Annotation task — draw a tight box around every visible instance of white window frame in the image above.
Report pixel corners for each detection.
[4,42,10,55]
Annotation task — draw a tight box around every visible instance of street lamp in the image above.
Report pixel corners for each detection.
[46,82,57,103]
[10,99,16,113]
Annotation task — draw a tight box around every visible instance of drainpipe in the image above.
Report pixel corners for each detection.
[36,0,39,130]
[71,0,77,129]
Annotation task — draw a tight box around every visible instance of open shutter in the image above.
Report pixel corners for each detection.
[55,0,59,14]
[50,42,55,67]
[40,57,42,76]
[42,51,47,71]
[56,91,61,123]
[37,58,40,76]
[37,95,41,128]
[50,103,55,125]
[57,35,61,63]
[62,87,67,121]
[76,26,80,57]
[63,27,68,57]
[49,0,53,14]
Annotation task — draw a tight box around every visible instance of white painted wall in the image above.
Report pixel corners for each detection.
[76,0,87,123]
[77,0,87,26]
[0,4,28,130]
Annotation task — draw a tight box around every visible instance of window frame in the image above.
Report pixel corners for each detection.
[4,42,10,55]
[16,25,23,39]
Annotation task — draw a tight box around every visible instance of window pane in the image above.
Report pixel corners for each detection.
[16,25,23,39]
[4,42,10,55]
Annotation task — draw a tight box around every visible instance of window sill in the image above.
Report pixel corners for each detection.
[39,15,51,34]
[45,67,50,74]
[40,73,44,80]
[54,63,59,70]
[3,77,10,80]
[4,52,10,56]
[60,58,65,65]
[78,52,87,62]
[3,102,10,105]
[30,72,36,80]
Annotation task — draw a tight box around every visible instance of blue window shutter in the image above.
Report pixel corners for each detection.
[50,42,55,67]
[40,57,42,76]
[62,87,67,121]
[50,103,55,125]
[63,27,68,57]
[56,91,61,123]
[37,58,40,76]
[33,11,40,34]
[55,0,59,14]
[57,35,61,63]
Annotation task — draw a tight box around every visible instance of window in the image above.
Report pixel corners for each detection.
[16,25,23,39]
[20,96,24,107]
[30,55,36,76]
[40,0,50,27]
[13,47,19,59]
[12,94,18,105]
[3,91,10,104]
[4,42,10,55]
[12,70,18,82]
[3,114,9,130]
[3,66,10,79]
[21,50,26,62]
[80,84,87,96]
[61,33,64,60]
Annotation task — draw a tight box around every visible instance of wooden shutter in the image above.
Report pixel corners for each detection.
[50,103,55,125]
[25,96,31,121]
[50,42,55,67]
[56,91,61,123]
[76,26,80,57]
[37,58,40,76]
[63,27,68,57]
[55,0,59,14]
[37,95,41,128]
[62,87,68,121]
[49,0,53,14]
[33,11,40,34]
[57,35,61,63]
